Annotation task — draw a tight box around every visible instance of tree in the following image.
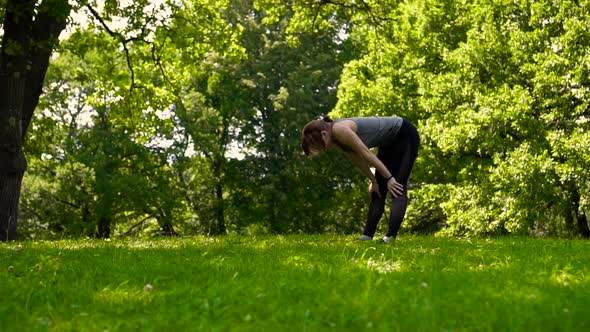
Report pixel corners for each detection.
[20,33,184,238]
[1,0,71,240]
[256,0,590,237]
[3,0,249,240]
[221,0,359,233]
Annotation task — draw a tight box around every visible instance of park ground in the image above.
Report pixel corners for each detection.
[1,234,589,331]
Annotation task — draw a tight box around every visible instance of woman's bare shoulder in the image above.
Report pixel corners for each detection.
[332,119,362,148]
[333,119,357,132]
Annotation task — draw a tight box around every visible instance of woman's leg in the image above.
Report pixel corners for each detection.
[385,148,413,238]
[362,163,389,237]
[362,190,388,238]
[382,121,420,239]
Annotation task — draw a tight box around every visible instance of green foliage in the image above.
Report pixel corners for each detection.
[18,0,590,238]
[20,160,95,238]
[1,235,590,330]
[187,0,357,234]
[319,0,590,237]
[23,10,194,237]
[22,0,353,238]
[404,184,450,235]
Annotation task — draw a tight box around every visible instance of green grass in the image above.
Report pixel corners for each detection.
[1,235,589,331]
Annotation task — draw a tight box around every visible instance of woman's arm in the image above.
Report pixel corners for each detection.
[332,123,392,179]
[332,121,404,197]
[341,150,383,198]
[342,150,377,184]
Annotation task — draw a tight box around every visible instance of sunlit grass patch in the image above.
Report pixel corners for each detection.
[96,282,154,305]
[1,235,589,331]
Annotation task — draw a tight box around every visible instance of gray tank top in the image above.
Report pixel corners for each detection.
[337,116,403,148]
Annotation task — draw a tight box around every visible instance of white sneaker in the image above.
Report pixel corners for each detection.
[382,236,391,244]
[358,235,373,241]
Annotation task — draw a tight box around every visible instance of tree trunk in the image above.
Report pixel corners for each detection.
[0,0,70,241]
[571,187,590,238]
[22,1,70,139]
[565,212,575,234]
[215,180,226,234]
[0,171,24,241]
[577,212,590,239]
[159,224,179,237]
[97,217,111,239]
[156,207,179,236]
[0,68,27,241]
[212,159,226,235]
[0,0,34,241]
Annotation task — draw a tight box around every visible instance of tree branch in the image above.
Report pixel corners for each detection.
[85,4,137,91]
[312,0,393,28]
[120,215,153,237]
[151,37,176,90]
[55,197,81,209]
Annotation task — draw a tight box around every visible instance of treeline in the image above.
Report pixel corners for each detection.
[18,0,590,239]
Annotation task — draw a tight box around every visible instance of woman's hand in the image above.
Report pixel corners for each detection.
[387,177,404,197]
[368,180,381,198]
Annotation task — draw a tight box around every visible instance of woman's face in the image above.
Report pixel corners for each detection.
[308,130,331,157]
[308,147,322,157]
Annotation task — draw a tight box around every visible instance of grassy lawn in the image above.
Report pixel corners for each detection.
[1,235,589,331]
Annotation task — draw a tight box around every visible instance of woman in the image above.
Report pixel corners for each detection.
[301,115,420,243]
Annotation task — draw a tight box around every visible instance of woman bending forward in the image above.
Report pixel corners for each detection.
[301,116,420,243]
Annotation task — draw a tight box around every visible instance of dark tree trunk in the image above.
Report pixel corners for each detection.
[97,217,111,239]
[159,223,179,237]
[0,0,34,241]
[0,0,70,241]
[212,159,226,235]
[215,179,226,235]
[22,1,70,139]
[577,213,590,239]
[571,187,590,238]
[155,207,179,236]
[565,212,575,234]
[0,171,24,241]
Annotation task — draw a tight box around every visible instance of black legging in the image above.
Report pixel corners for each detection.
[363,119,420,239]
